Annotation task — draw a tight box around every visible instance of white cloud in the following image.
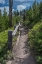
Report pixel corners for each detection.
[15,0,34,2]
[12,9,15,12]
[0,6,9,14]
[0,0,5,4]
[17,3,31,11]
[17,5,26,11]
[16,0,25,2]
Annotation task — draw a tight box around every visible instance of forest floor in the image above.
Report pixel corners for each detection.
[11,25,37,64]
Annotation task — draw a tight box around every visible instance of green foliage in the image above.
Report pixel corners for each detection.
[0,8,9,32]
[12,16,21,26]
[36,55,42,64]
[13,10,19,17]
[23,9,26,22]
[23,1,42,28]
[28,22,42,64]
[6,50,14,60]
[0,7,20,32]
[21,1,42,64]
[39,2,42,19]
[0,6,20,64]
[0,27,13,63]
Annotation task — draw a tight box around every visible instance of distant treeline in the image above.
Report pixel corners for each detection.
[22,0,42,27]
[0,8,21,32]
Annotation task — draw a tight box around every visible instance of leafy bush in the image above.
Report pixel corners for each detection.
[36,55,42,64]
[12,16,21,26]
[0,27,13,62]
[28,22,42,63]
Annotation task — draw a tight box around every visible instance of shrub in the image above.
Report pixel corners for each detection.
[28,22,42,64]
[0,27,13,63]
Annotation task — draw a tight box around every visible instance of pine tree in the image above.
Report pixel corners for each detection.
[17,10,19,16]
[32,0,39,20]
[3,7,9,30]
[0,9,2,31]
[39,2,42,19]
[23,9,26,22]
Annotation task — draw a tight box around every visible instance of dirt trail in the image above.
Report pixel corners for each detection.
[12,26,36,64]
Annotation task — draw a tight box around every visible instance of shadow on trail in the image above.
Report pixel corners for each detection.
[23,39,30,54]
[17,55,36,64]
[20,28,28,36]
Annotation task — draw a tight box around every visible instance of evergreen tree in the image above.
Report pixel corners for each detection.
[23,9,26,21]
[39,2,42,19]
[3,7,9,30]
[32,0,39,20]
[17,10,19,16]
[0,9,2,31]
[0,9,2,17]
[14,11,17,17]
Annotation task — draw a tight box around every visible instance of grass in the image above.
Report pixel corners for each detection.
[0,26,19,63]
[0,27,14,63]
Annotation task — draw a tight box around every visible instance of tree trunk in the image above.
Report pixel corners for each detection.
[9,0,13,27]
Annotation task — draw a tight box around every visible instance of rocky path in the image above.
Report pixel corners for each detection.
[12,26,36,64]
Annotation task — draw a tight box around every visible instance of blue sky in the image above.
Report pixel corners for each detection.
[0,0,42,14]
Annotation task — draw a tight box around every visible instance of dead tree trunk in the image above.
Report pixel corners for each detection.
[9,0,13,27]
